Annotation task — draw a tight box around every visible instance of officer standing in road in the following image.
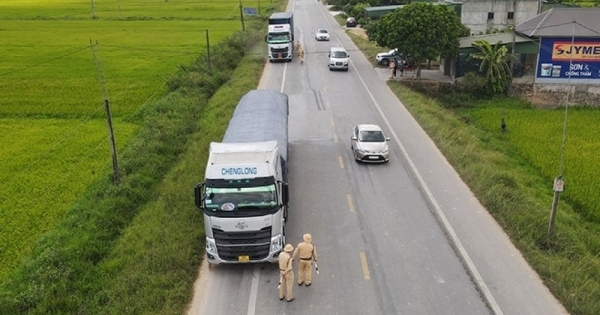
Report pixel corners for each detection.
[293,233,318,286]
[279,244,295,302]
[298,45,305,64]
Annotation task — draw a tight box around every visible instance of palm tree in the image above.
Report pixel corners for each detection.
[471,40,518,94]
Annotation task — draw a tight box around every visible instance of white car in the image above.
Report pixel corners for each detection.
[351,124,391,162]
[375,48,399,66]
[315,29,330,41]
[328,47,349,71]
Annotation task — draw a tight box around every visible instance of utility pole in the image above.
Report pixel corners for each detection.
[90,40,120,185]
[548,22,575,238]
[91,0,96,19]
[206,29,211,71]
[239,0,245,31]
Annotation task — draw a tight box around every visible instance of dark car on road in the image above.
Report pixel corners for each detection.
[346,17,357,27]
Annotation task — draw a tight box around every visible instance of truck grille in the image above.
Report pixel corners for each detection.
[213,227,272,261]
[270,48,289,58]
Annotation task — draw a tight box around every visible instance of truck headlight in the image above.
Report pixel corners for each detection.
[206,238,217,255]
[271,234,283,252]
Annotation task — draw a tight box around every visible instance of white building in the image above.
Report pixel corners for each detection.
[446,0,541,35]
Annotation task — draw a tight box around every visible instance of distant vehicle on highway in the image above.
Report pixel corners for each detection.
[328,47,349,71]
[346,17,357,27]
[315,29,330,41]
[351,124,391,163]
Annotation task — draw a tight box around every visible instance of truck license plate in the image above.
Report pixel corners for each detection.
[238,255,250,262]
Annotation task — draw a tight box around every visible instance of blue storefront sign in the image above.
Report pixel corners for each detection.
[536,37,600,83]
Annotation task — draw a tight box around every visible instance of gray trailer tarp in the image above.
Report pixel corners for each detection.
[223,90,289,178]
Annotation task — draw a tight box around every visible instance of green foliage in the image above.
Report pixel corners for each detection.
[471,106,600,223]
[458,71,491,97]
[369,3,465,78]
[0,0,270,313]
[344,2,371,24]
[0,20,267,313]
[0,118,137,280]
[470,40,518,94]
[389,83,600,315]
[0,0,245,282]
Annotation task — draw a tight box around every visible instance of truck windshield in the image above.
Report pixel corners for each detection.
[267,33,291,43]
[204,184,277,212]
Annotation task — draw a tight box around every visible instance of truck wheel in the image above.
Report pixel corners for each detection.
[381,59,389,66]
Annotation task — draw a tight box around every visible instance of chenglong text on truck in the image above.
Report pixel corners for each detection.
[195,90,289,265]
[266,12,294,62]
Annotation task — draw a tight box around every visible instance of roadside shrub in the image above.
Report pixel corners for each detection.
[458,72,489,96]
[166,21,263,95]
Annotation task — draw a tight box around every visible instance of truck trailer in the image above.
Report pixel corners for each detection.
[267,12,294,61]
[195,90,289,265]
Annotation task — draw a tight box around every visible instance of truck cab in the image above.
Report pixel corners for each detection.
[267,12,294,62]
[195,141,289,264]
[267,24,293,61]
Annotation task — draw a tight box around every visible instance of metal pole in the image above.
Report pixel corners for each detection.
[104,99,120,184]
[548,22,574,238]
[239,0,245,31]
[206,29,211,71]
[91,0,96,19]
[90,40,120,185]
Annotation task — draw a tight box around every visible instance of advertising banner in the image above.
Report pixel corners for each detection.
[536,38,600,83]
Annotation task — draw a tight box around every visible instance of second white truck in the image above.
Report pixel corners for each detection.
[267,12,294,62]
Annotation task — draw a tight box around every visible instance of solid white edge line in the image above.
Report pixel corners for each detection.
[350,63,504,315]
[186,255,210,315]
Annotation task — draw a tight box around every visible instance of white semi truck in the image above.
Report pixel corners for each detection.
[267,12,294,62]
[194,90,289,265]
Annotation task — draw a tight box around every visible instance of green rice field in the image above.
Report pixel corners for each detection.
[467,103,600,223]
[0,0,244,280]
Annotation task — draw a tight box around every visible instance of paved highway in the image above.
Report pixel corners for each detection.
[187,0,570,314]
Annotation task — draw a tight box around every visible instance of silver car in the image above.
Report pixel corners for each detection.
[315,28,330,41]
[328,47,349,71]
[351,124,391,162]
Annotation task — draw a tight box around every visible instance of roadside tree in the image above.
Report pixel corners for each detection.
[367,3,467,79]
[470,40,518,94]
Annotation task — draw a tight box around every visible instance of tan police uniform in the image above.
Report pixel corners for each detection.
[292,233,317,286]
[298,46,305,64]
[278,244,295,302]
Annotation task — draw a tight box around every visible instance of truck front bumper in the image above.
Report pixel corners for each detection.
[205,234,283,265]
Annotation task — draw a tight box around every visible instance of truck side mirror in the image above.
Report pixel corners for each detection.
[281,183,289,205]
[194,183,205,209]
[264,34,267,42]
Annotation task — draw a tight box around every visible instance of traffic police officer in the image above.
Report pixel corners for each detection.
[279,244,295,302]
[293,233,318,286]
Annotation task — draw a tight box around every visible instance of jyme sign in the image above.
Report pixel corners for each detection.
[536,38,600,83]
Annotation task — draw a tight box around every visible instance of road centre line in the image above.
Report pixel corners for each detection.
[359,252,371,280]
[338,156,344,169]
[349,46,504,315]
[347,194,355,212]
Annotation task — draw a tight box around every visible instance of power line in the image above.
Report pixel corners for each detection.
[0,46,89,77]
